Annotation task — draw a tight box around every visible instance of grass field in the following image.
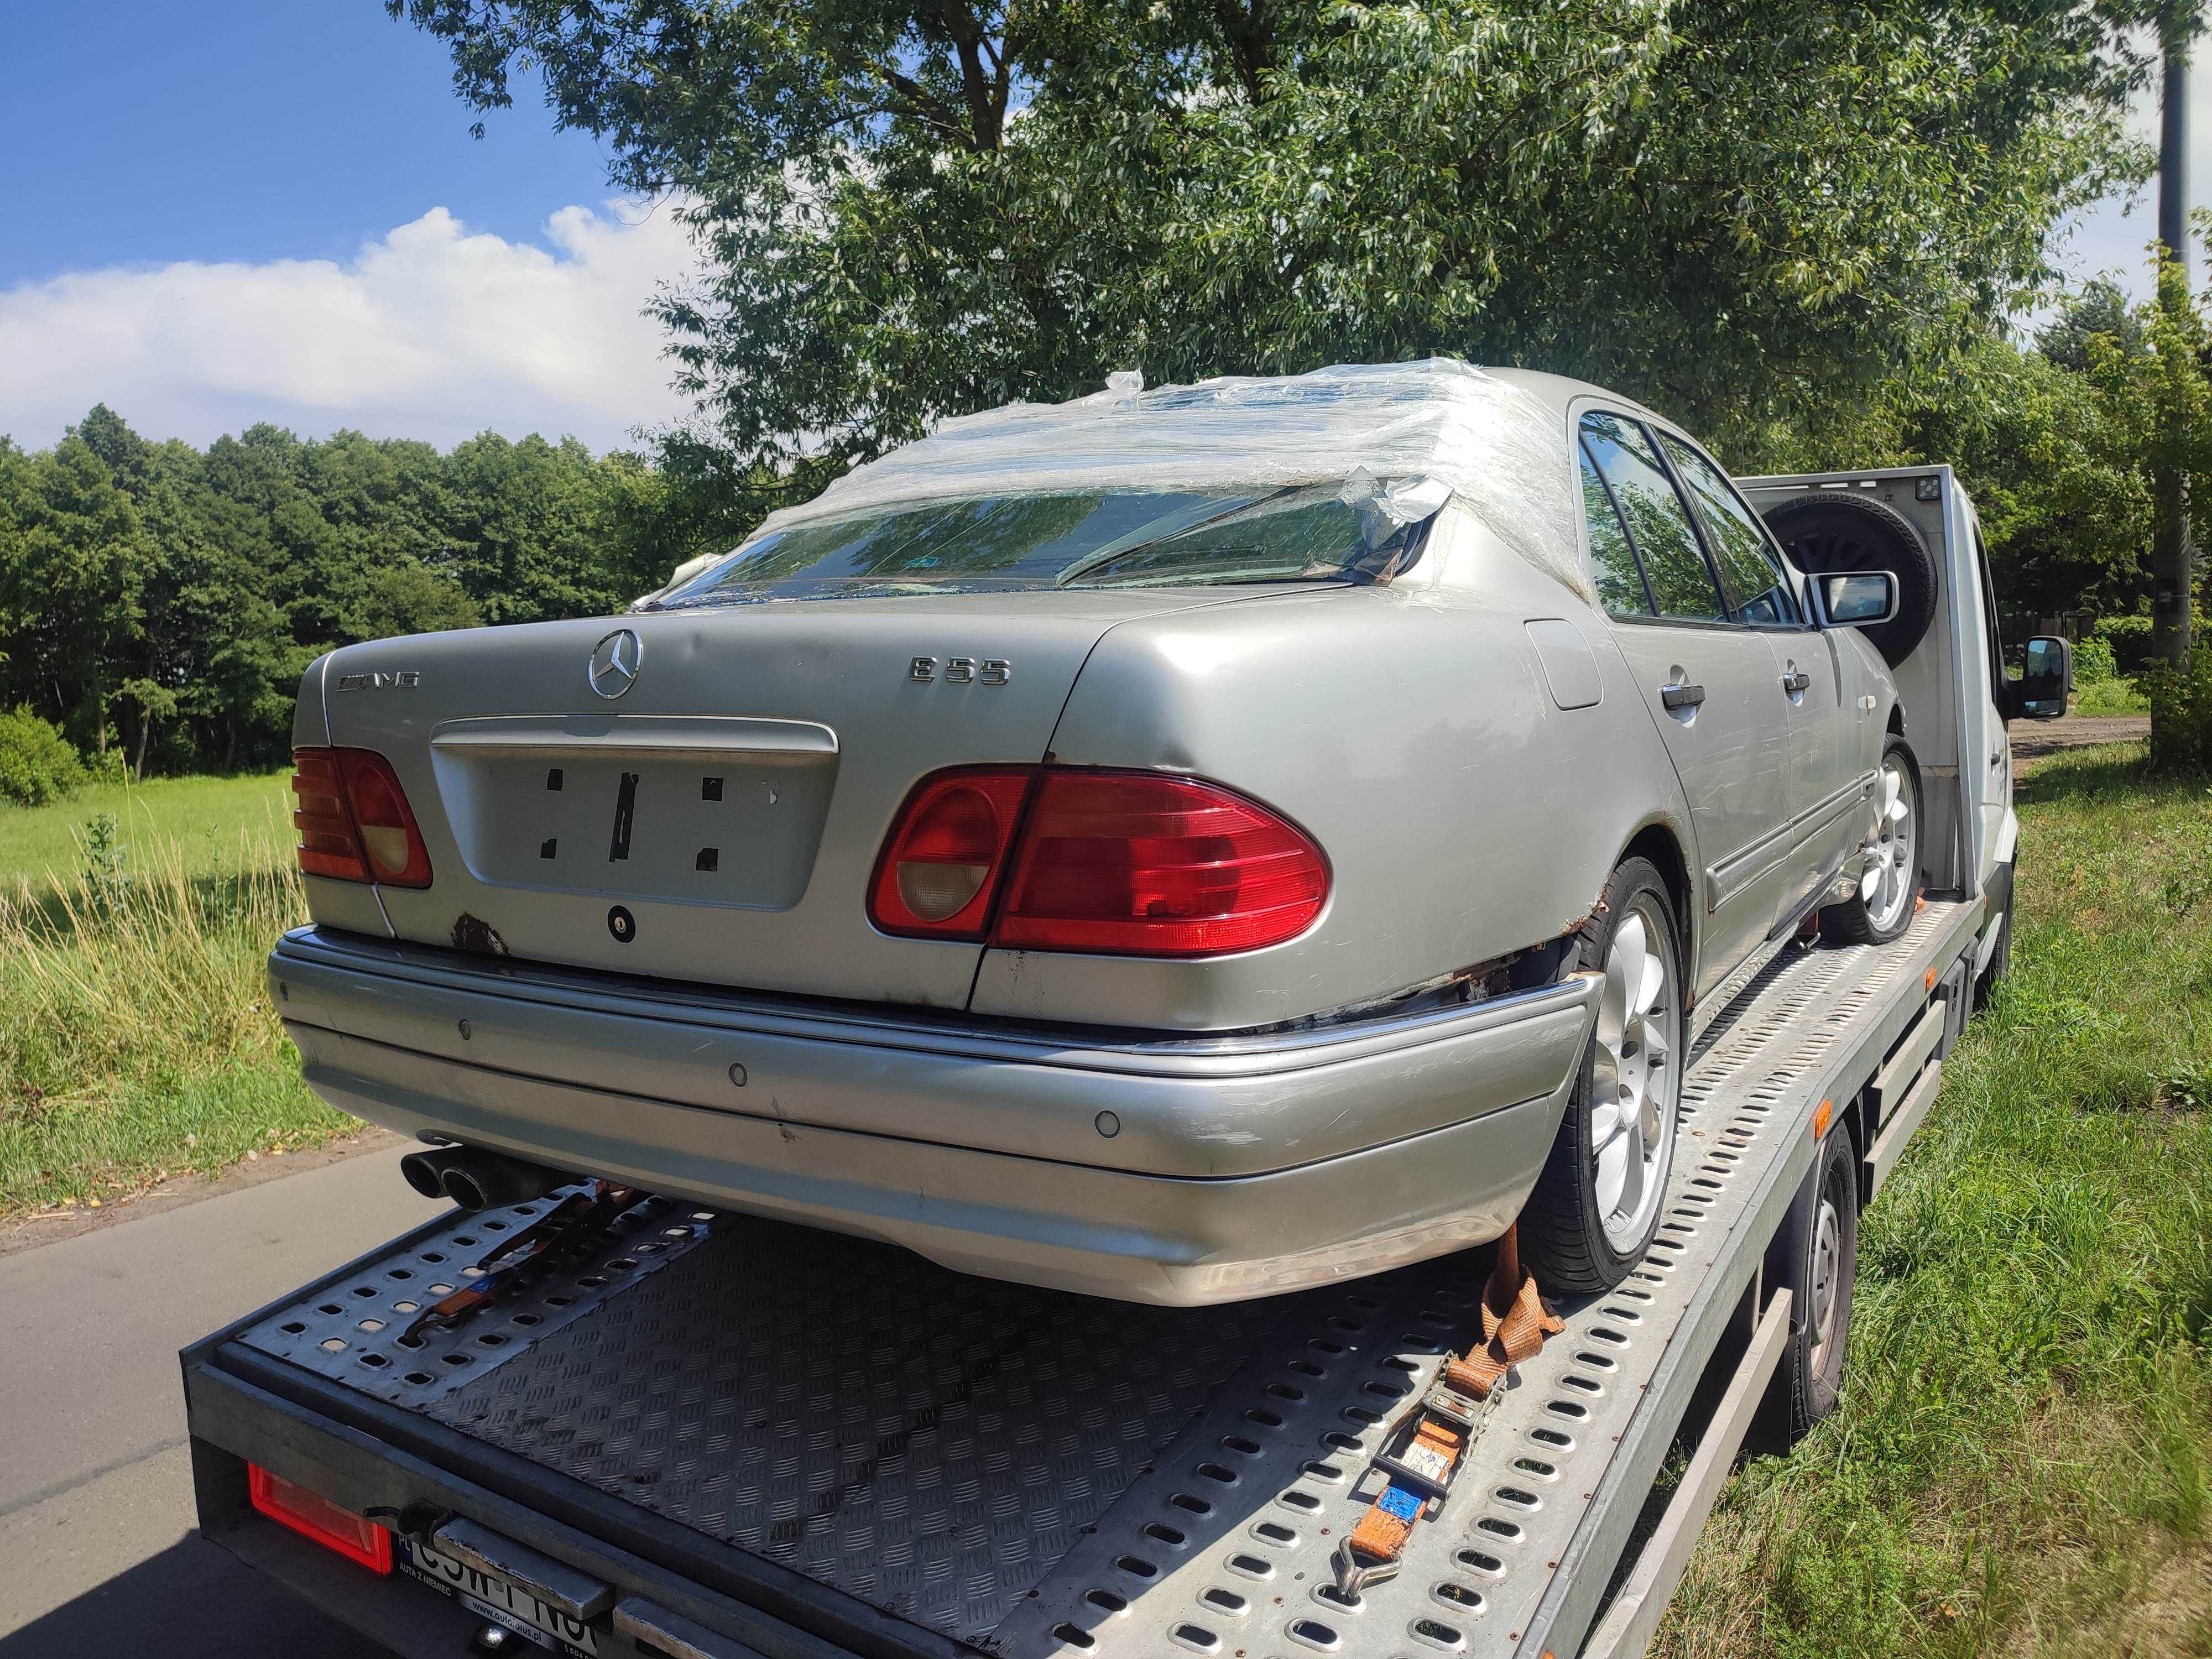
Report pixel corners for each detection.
[1660,740,2212,1657]
[0,769,293,894]
[2073,677,2153,717]
[0,769,356,1219]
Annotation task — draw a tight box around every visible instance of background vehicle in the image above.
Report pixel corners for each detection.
[188,464,2067,1659]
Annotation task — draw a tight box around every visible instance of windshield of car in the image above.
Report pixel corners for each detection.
[645,486,1436,608]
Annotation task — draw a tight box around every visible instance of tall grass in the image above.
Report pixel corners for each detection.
[1658,742,2212,1658]
[0,825,356,1217]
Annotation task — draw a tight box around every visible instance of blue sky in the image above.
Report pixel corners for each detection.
[0,1,2197,453]
[0,0,611,284]
[0,0,701,452]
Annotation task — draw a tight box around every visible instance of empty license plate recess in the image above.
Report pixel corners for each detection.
[429,716,839,908]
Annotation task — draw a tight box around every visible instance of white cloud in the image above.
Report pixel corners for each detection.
[0,201,701,453]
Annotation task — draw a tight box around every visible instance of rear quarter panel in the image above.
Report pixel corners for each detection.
[971,517,1693,1029]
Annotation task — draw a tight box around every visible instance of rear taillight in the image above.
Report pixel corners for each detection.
[290,749,365,881]
[247,1463,393,1573]
[869,768,1035,938]
[869,767,1328,957]
[998,771,1329,956]
[291,747,434,888]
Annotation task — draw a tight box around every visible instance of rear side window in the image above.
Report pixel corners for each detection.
[1579,414,1725,622]
[1578,444,1654,617]
[1659,435,1801,625]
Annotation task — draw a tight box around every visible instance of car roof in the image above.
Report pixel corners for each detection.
[1479,368,1673,431]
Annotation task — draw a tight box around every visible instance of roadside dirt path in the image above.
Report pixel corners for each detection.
[2011,714,2148,778]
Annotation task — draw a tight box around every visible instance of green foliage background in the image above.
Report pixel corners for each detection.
[0,409,758,778]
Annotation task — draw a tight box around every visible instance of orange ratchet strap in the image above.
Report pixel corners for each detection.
[1334,1226,1563,1595]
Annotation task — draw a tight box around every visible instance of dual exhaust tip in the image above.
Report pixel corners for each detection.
[400,1146,572,1212]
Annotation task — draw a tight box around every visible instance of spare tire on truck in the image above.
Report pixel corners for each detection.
[1761,491,1939,667]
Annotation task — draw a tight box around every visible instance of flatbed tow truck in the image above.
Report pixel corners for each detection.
[179,468,2057,1659]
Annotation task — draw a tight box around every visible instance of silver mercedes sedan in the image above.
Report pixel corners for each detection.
[272,361,1914,1305]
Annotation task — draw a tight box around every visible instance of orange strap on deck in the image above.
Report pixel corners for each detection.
[1336,1225,1563,1594]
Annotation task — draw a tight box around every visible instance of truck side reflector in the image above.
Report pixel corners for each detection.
[247,1462,393,1573]
[1812,1098,1833,1140]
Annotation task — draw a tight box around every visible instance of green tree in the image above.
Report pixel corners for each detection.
[392,0,2155,483]
[0,426,149,758]
[0,411,740,778]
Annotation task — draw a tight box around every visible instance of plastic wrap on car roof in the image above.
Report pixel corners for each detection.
[735,359,1589,602]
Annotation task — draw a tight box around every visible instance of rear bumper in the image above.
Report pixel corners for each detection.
[270,928,1599,1304]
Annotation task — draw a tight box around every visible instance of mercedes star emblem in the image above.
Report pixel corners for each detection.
[588,629,643,700]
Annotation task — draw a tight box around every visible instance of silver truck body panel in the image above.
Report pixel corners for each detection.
[1739,465,2014,899]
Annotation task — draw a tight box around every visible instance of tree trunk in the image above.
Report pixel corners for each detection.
[2152,20,2194,668]
[132,701,151,781]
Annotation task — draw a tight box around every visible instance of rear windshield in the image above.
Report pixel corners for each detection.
[647,487,1435,608]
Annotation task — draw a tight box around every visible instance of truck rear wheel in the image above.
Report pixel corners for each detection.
[1521,858,1684,1294]
[1755,1123,1859,1446]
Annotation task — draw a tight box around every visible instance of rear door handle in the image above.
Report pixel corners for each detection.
[1660,682,1705,711]
[1781,670,1811,695]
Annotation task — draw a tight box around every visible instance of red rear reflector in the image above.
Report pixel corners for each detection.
[869,769,1035,939]
[291,747,433,888]
[247,1463,393,1574]
[996,771,1328,957]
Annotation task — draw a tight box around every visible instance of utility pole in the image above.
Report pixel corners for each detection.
[2153,10,2195,665]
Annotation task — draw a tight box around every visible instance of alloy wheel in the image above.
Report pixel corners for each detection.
[1592,895,1679,1252]
[1860,753,1916,932]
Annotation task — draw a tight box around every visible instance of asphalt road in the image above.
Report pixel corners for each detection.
[0,1145,444,1657]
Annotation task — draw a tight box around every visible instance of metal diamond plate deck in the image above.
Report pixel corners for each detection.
[236,901,1975,1659]
[239,1191,719,1408]
[427,1216,1303,1642]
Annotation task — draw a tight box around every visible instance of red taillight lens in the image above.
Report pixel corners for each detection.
[291,749,367,882]
[869,769,1035,938]
[247,1463,393,1574]
[291,747,434,888]
[996,771,1328,957]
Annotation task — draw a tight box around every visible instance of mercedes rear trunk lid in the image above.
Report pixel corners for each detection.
[309,591,1267,1009]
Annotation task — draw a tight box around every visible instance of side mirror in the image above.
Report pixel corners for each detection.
[1814,570,1900,628]
[2010,634,2072,722]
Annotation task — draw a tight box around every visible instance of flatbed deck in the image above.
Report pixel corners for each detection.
[183,896,1983,1659]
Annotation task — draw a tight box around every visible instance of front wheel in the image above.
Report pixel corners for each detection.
[1521,857,1684,1295]
[1822,736,1922,946]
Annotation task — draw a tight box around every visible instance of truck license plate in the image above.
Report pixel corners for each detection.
[398,1538,601,1656]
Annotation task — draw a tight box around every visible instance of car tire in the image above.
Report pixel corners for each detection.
[1821,737,1922,946]
[1752,1122,1859,1448]
[1761,492,1939,667]
[1521,857,1684,1295]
